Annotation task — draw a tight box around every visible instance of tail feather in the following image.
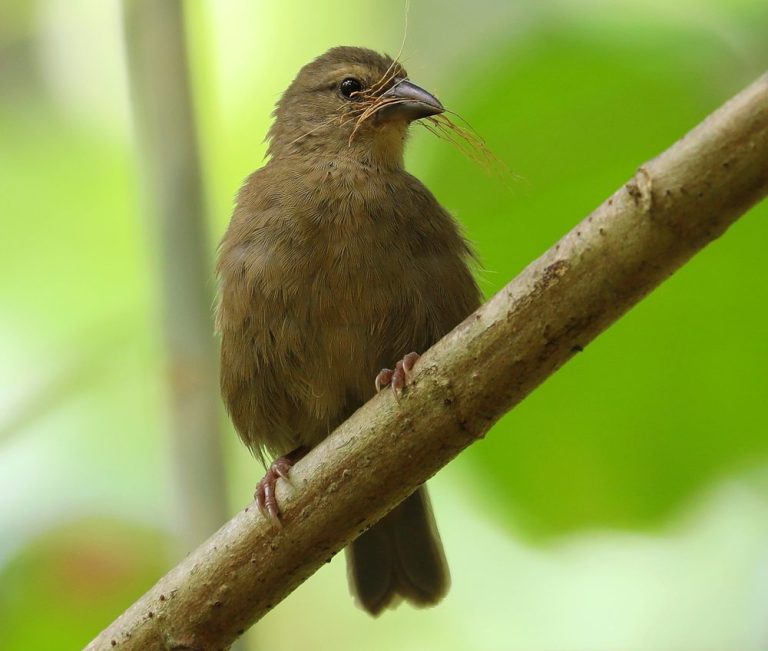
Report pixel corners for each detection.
[346,485,449,616]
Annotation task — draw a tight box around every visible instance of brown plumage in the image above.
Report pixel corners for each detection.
[216,46,481,615]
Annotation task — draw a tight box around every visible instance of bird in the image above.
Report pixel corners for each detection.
[216,46,481,616]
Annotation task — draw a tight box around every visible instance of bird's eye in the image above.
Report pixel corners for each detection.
[339,77,363,99]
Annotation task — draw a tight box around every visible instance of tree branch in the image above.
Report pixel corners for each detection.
[87,73,768,651]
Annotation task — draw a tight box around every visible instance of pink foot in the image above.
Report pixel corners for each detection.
[375,352,421,399]
[254,447,308,524]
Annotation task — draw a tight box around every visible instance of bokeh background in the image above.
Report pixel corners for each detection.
[1,1,767,649]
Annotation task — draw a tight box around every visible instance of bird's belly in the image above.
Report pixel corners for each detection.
[226,214,456,456]
[304,282,423,385]
[289,260,430,437]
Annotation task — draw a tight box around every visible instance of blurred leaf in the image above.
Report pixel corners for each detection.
[0,520,170,651]
[421,27,768,538]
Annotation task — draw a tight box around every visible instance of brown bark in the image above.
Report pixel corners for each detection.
[87,73,768,651]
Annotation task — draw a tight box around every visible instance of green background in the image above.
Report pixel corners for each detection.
[1,1,767,649]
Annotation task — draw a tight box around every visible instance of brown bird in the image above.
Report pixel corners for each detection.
[216,46,481,616]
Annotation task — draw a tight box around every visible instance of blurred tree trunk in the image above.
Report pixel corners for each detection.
[122,0,227,561]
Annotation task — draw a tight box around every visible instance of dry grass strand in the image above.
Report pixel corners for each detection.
[420,112,520,187]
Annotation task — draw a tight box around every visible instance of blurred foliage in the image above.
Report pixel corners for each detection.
[0,520,170,650]
[419,24,768,537]
[1,1,768,650]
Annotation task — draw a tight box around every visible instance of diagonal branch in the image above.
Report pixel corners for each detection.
[86,73,768,651]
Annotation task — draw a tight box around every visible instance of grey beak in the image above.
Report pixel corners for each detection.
[377,78,445,123]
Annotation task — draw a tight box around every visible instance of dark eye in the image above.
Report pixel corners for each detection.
[339,77,363,99]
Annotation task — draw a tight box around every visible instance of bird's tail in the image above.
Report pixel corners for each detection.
[346,485,450,616]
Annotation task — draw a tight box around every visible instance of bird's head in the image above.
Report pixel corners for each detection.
[267,46,444,169]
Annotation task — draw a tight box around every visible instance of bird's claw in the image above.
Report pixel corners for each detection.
[375,352,420,400]
[375,368,394,393]
[254,457,295,525]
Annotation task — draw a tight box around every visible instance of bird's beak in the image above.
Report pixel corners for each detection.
[377,78,445,123]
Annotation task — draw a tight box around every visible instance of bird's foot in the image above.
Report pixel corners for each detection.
[375,352,421,400]
[254,446,308,525]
